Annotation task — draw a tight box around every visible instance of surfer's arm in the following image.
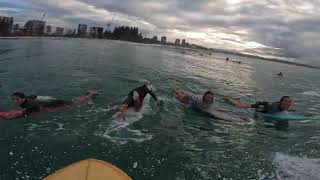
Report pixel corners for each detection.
[23,105,41,116]
[148,91,159,103]
[113,103,128,119]
[72,90,98,105]
[143,85,159,104]
[250,101,269,110]
[225,97,251,109]
[172,89,190,104]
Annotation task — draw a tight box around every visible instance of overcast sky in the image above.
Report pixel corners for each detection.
[1,0,319,64]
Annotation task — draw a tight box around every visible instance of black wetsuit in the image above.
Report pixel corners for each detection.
[251,101,284,114]
[122,85,158,108]
[20,99,72,116]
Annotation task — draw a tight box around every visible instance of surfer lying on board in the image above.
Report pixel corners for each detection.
[172,89,247,121]
[225,96,293,114]
[9,90,98,118]
[113,84,159,119]
[173,89,214,110]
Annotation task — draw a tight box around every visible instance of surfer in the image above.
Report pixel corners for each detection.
[173,89,246,121]
[225,96,293,114]
[172,89,214,110]
[277,72,283,76]
[11,90,98,117]
[113,84,159,119]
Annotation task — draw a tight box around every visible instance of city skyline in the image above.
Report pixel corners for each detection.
[0,15,189,46]
[1,0,320,64]
[3,14,319,70]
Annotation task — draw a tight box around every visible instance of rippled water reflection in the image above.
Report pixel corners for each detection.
[0,38,319,179]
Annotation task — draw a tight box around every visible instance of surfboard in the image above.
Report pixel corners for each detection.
[202,108,247,121]
[0,110,23,119]
[260,112,306,121]
[44,159,132,180]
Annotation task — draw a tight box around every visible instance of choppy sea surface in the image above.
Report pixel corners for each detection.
[0,38,320,180]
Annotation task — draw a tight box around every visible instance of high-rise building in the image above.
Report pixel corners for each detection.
[78,24,87,36]
[89,27,103,38]
[175,39,180,45]
[0,16,13,36]
[24,20,46,36]
[55,27,64,36]
[12,24,19,33]
[65,28,73,35]
[161,36,166,43]
[46,25,52,35]
[152,36,158,42]
[182,39,186,46]
[12,24,25,35]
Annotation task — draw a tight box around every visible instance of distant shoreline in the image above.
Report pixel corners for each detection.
[1,36,319,70]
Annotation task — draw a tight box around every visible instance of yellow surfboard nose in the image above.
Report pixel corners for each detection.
[44,159,132,180]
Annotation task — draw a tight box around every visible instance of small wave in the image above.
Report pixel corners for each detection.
[0,48,17,55]
[85,106,115,113]
[138,79,150,85]
[0,69,8,74]
[302,91,320,97]
[274,153,320,180]
[56,123,64,131]
[26,123,45,131]
[308,115,320,121]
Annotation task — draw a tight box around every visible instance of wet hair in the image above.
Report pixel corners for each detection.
[11,92,26,99]
[280,96,291,102]
[203,91,214,101]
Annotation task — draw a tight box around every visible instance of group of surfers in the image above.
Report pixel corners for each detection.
[1,82,293,121]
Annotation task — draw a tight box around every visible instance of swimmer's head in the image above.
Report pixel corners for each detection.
[279,96,292,111]
[203,91,214,104]
[11,92,26,106]
[132,91,141,111]
[132,91,140,101]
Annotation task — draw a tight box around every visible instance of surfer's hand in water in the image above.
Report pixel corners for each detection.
[86,90,98,97]
[112,112,123,119]
[113,103,128,120]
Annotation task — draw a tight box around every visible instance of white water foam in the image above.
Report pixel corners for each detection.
[56,123,64,131]
[274,153,320,180]
[97,95,153,145]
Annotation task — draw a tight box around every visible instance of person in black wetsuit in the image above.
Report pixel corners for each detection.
[11,91,97,117]
[277,72,283,76]
[113,84,159,119]
[225,96,293,113]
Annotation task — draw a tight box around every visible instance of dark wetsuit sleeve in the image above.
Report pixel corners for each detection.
[43,100,72,109]
[251,101,269,113]
[23,105,41,116]
[251,101,269,108]
[147,88,158,101]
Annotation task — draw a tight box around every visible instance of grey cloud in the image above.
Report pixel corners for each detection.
[2,0,320,64]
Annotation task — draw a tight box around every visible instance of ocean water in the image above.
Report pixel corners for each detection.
[0,38,320,180]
